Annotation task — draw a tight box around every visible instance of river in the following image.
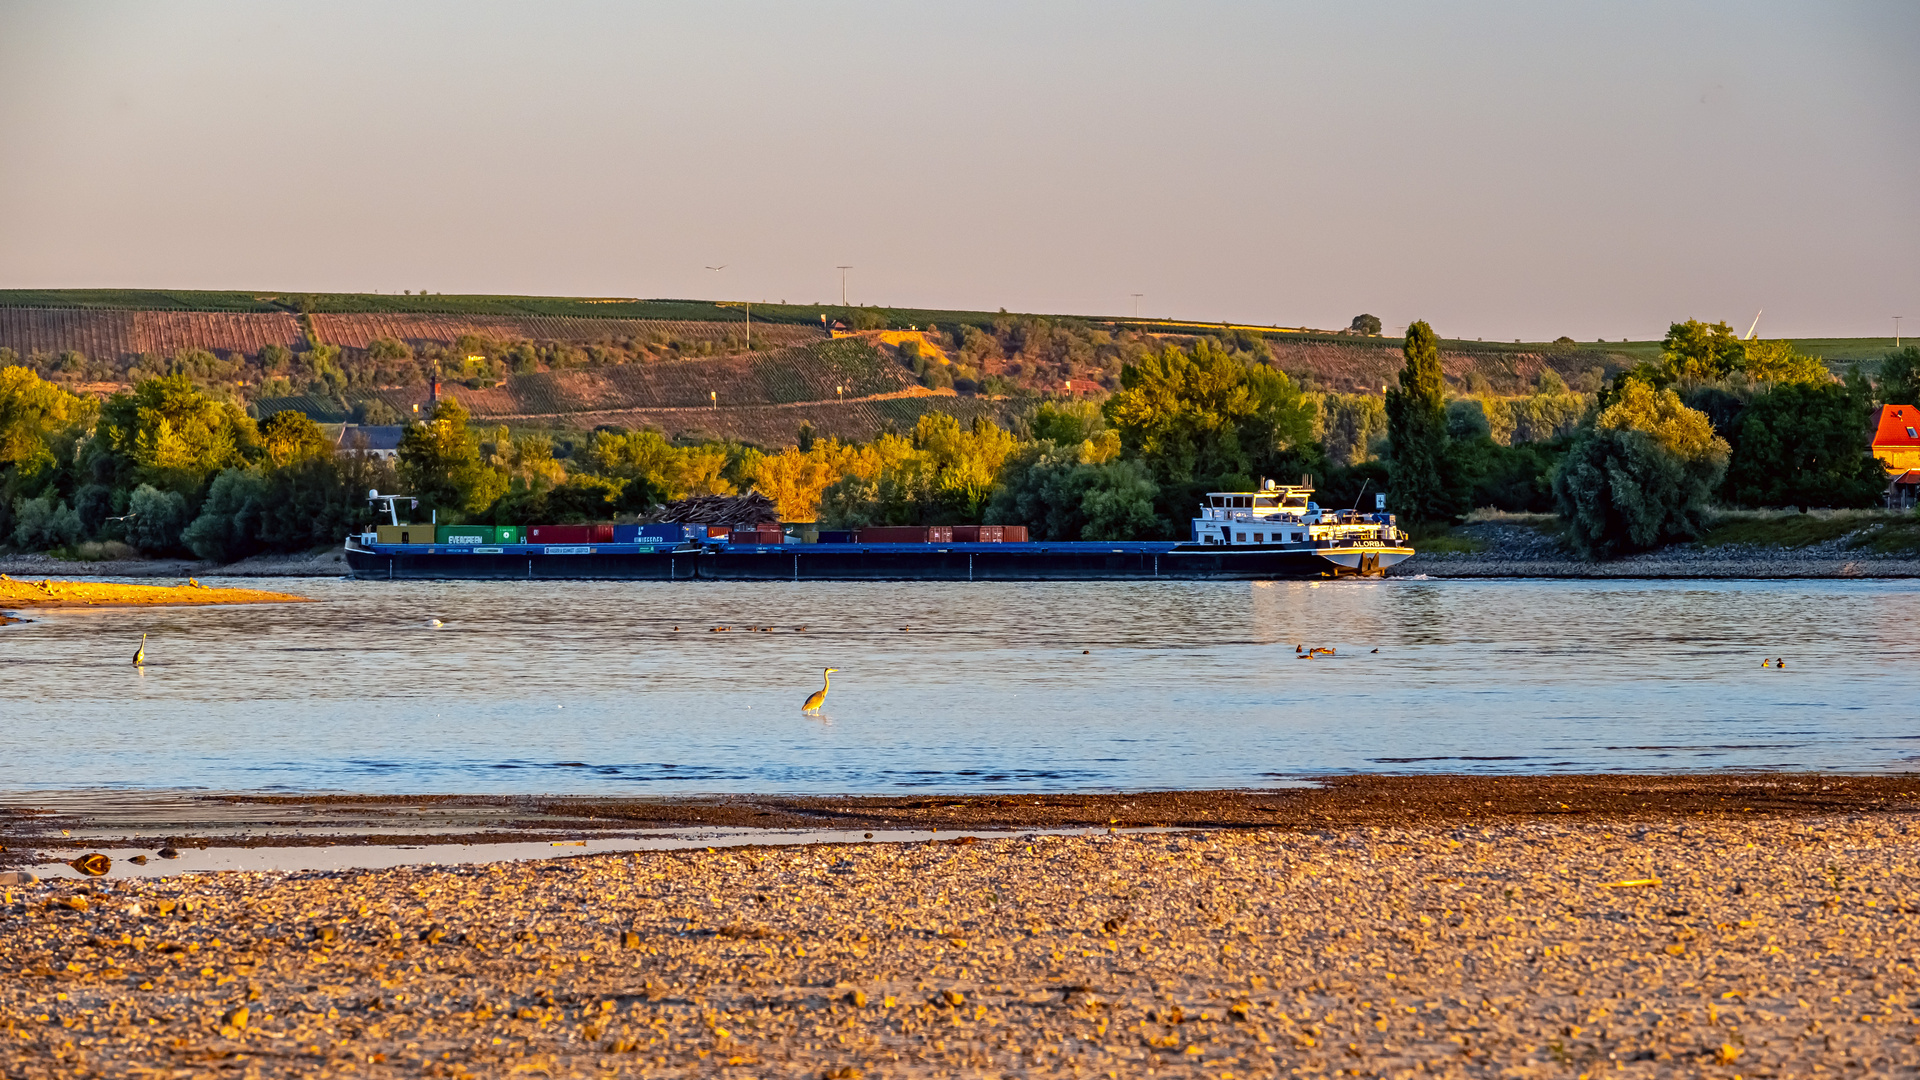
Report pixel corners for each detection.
[3,577,1916,794]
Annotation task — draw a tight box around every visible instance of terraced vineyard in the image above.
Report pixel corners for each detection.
[134,311,302,356]
[0,307,300,361]
[0,308,137,360]
[309,313,823,350]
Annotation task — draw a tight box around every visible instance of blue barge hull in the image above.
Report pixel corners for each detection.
[342,538,1407,581]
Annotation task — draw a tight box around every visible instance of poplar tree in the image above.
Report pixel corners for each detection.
[1385,320,1453,522]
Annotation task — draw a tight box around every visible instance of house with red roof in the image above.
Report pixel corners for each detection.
[1873,404,1920,507]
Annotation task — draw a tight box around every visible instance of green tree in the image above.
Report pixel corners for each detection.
[1552,380,1729,558]
[396,397,507,518]
[1385,320,1454,522]
[10,495,82,549]
[1103,338,1314,528]
[125,484,192,553]
[1661,319,1748,382]
[182,468,271,561]
[1349,314,1382,336]
[1877,346,1920,406]
[260,410,332,467]
[89,374,260,495]
[1722,381,1883,508]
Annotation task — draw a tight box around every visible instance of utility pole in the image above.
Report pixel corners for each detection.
[1897,316,1905,348]
[836,266,852,307]
[1131,293,1143,319]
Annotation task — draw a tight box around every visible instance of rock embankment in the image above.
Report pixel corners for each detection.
[5,815,1919,1076]
[1392,522,1920,578]
[0,546,350,580]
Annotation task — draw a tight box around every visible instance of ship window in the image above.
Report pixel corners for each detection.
[1253,533,1263,542]
[1236,532,1246,542]
[1235,497,1249,508]
[1253,497,1276,508]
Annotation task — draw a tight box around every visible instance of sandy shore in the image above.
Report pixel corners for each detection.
[7,775,1920,1076]
[0,577,310,616]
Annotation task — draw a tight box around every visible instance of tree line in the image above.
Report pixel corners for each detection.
[4,324,1914,561]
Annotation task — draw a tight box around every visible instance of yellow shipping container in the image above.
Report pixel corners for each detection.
[376,525,431,545]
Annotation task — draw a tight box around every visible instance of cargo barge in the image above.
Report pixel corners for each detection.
[342,483,1412,582]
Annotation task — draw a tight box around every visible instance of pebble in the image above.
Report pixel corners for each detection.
[5,816,1919,1075]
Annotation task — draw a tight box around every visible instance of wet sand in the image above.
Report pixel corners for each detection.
[8,774,1920,860]
[6,775,1920,1076]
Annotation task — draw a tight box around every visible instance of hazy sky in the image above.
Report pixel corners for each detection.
[1,1,1914,340]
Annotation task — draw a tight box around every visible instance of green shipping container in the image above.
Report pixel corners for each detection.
[436,524,495,546]
[494,525,521,544]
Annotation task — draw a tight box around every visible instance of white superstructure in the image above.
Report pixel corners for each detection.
[1189,480,1410,573]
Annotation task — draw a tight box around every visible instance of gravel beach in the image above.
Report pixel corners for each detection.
[1390,522,1920,579]
[8,777,1920,1077]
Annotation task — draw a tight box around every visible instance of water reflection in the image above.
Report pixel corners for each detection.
[2,576,1916,793]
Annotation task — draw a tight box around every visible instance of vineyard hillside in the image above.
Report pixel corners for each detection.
[307,313,823,350]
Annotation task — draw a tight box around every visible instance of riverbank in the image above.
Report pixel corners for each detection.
[7,773,1918,865]
[1391,519,1920,578]
[6,775,1920,1076]
[0,577,310,616]
[0,546,350,580]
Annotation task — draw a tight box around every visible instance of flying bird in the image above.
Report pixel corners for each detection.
[132,634,146,666]
[705,265,727,271]
[802,667,839,714]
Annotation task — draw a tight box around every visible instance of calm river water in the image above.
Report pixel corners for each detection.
[4,577,1917,794]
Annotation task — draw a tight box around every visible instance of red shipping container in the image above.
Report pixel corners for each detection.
[589,524,615,542]
[953,525,1006,542]
[1000,525,1029,543]
[857,526,929,543]
[529,525,592,543]
[926,525,953,543]
[707,526,731,539]
[731,529,784,545]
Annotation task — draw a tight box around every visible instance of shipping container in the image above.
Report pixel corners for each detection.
[528,524,592,543]
[816,530,854,544]
[952,525,1007,542]
[731,529,784,545]
[640,523,688,542]
[376,525,429,545]
[589,524,615,543]
[435,524,494,546]
[494,525,522,545]
[926,525,953,543]
[857,526,929,543]
[706,525,732,539]
[1000,525,1029,542]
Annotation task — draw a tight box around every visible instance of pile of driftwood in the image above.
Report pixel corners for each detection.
[642,492,781,527]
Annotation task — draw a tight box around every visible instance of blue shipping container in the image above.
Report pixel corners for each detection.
[640,523,687,541]
[816,530,854,544]
[612,524,642,543]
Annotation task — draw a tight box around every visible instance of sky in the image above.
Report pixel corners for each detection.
[0,1,1915,341]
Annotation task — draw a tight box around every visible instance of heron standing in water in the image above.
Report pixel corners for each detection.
[132,634,147,666]
[802,667,839,713]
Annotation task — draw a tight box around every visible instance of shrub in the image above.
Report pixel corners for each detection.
[1552,381,1728,558]
[10,495,82,550]
[125,484,191,554]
